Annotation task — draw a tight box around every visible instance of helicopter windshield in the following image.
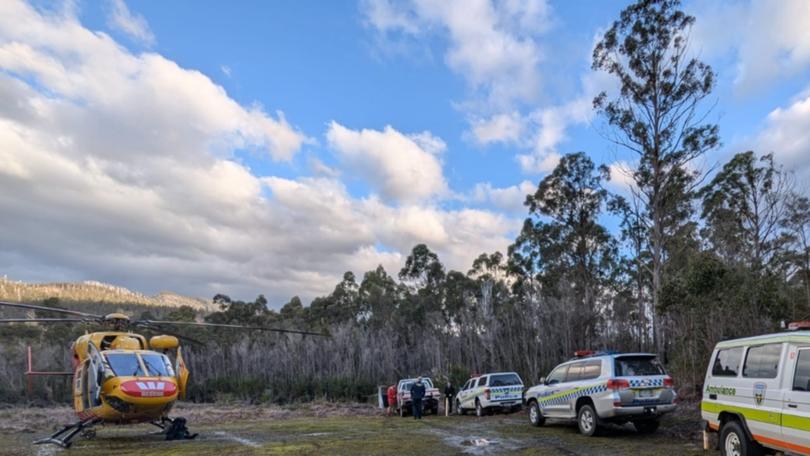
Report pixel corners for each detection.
[105,353,146,377]
[141,353,175,377]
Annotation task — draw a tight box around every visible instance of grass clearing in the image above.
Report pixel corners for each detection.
[0,403,717,455]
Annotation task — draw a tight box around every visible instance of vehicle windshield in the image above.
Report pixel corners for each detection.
[105,353,146,376]
[401,378,433,390]
[614,356,665,376]
[141,353,175,377]
[489,373,522,386]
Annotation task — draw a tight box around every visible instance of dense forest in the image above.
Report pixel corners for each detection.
[2,0,810,406]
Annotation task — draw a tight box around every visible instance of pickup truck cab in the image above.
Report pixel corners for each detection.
[702,325,810,456]
[396,377,441,417]
[524,352,676,436]
[455,372,524,417]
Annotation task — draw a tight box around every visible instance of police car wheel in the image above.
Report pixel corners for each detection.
[475,401,484,417]
[720,421,763,456]
[577,404,599,437]
[633,419,660,434]
[528,401,544,427]
[456,400,466,416]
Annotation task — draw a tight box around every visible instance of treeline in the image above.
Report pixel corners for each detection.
[2,0,810,405]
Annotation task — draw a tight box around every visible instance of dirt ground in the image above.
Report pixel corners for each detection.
[0,402,718,455]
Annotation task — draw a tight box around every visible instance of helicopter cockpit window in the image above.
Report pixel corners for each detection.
[141,353,175,377]
[105,353,146,377]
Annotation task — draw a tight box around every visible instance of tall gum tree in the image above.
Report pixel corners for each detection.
[592,0,719,353]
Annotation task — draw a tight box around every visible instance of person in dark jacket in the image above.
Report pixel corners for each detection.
[444,381,456,415]
[410,377,426,419]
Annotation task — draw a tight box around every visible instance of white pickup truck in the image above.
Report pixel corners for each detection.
[455,372,524,417]
[396,377,441,417]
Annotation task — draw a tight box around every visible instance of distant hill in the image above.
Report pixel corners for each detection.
[0,277,216,312]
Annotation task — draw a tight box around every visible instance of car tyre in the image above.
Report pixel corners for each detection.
[633,419,660,434]
[528,401,545,427]
[720,421,763,456]
[456,400,466,416]
[577,404,599,437]
[475,400,485,417]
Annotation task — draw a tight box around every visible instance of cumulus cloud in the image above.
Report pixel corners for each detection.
[106,0,155,46]
[691,0,810,92]
[326,122,448,203]
[469,180,536,214]
[0,0,517,304]
[470,112,526,145]
[756,90,810,178]
[363,0,551,111]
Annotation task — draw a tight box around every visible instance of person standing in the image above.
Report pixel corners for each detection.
[444,381,456,415]
[386,384,397,416]
[410,377,426,420]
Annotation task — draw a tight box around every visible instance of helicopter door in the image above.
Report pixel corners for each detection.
[175,346,189,399]
[86,342,104,407]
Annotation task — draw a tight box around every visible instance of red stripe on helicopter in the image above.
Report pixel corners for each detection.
[120,380,177,397]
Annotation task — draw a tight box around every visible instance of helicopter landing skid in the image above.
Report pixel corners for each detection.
[34,417,102,448]
[153,416,198,441]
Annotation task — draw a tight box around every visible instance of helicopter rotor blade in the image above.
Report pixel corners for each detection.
[0,318,92,324]
[0,301,102,320]
[139,320,329,337]
[134,321,206,345]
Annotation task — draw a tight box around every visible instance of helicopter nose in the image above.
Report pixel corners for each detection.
[120,380,178,398]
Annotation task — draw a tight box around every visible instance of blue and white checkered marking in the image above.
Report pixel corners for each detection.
[628,377,665,388]
[537,383,608,407]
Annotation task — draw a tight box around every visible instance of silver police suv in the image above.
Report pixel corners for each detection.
[524,351,677,436]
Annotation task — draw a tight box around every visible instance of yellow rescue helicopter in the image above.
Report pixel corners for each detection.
[0,300,327,448]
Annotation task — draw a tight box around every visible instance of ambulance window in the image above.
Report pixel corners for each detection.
[793,350,810,391]
[105,353,146,376]
[547,365,568,385]
[743,344,782,379]
[712,347,743,377]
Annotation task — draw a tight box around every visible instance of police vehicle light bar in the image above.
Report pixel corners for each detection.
[788,321,810,331]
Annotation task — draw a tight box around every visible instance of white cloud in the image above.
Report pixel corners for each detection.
[106,0,155,46]
[0,0,517,304]
[756,90,810,177]
[470,180,535,214]
[690,0,810,92]
[364,0,551,111]
[470,112,526,145]
[326,121,448,203]
[516,71,613,173]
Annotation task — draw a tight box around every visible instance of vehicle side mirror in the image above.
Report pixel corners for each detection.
[539,377,547,385]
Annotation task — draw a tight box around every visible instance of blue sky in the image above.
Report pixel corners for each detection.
[2,0,810,305]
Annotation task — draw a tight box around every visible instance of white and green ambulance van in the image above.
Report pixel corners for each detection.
[702,325,810,455]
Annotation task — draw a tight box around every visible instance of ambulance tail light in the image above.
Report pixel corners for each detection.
[484,388,491,400]
[663,377,674,387]
[607,379,630,390]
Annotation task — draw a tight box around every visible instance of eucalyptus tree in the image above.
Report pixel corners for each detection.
[592,0,719,352]
[701,152,792,272]
[510,152,618,350]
